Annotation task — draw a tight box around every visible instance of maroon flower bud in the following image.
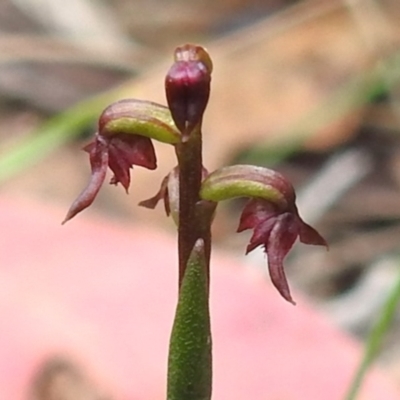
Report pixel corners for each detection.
[165,44,212,137]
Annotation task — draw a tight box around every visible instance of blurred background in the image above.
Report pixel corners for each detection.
[1,0,400,398]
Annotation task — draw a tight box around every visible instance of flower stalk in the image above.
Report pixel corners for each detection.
[165,45,214,399]
[175,127,212,287]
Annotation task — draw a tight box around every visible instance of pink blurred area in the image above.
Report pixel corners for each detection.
[0,196,399,399]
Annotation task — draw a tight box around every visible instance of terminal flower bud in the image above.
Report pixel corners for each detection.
[165,44,212,137]
[200,165,327,304]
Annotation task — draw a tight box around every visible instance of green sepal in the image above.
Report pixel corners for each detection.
[200,165,293,208]
[99,99,181,144]
[167,239,212,400]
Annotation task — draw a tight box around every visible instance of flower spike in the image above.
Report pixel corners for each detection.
[201,165,327,304]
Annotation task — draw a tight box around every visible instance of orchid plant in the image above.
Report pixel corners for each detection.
[63,44,327,400]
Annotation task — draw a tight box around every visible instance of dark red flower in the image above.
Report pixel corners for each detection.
[200,164,327,304]
[62,132,156,224]
[238,198,327,304]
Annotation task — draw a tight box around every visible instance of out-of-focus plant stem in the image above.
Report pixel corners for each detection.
[345,267,400,400]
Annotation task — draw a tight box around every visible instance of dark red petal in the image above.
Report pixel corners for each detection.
[245,217,277,253]
[266,213,300,304]
[298,220,328,248]
[110,134,157,170]
[83,141,96,153]
[237,198,278,232]
[62,137,109,224]
[138,175,170,216]
[108,144,131,191]
[106,134,157,192]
